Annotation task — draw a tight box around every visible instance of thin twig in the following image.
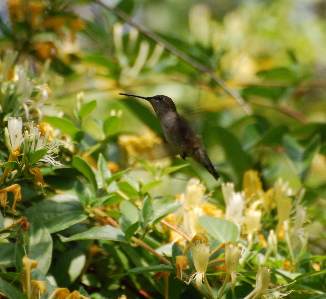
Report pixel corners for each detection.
[93,208,171,265]
[93,0,252,115]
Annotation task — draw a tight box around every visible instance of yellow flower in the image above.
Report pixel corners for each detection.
[175,255,189,280]
[118,130,163,163]
[188,236,210,287]
[29,167,45,187]
[31,280,47,297]
[0,184,22,212]
[22,255,38,296]
[225,243,242,290]
[243,201,262,239]
[49,288,90,299]
[178,179,206,236]
[244,266,271,299]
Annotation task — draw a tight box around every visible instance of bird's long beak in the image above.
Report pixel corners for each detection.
[119,93,151,100]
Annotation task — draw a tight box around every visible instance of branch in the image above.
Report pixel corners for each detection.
[93,0,252,115]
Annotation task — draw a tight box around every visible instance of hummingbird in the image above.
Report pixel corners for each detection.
[119,93,220,180]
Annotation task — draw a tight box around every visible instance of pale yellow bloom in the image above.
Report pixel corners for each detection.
[5,117,23,155]
[222,182,245,226]
[179,179,206,236]
[22,255,38,296]
[188,240,210,287]
[244,266,271,299]
[225,243,242,289]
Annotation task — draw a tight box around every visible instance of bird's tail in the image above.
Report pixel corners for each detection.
[193,148,220,180]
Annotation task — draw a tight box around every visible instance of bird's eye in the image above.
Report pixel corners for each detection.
[158,96,163,100]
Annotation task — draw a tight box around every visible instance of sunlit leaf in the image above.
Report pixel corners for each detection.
[29,149,48,165]
[103,115,121,137]
[24,194,88,233]
[62,225,126,243]
[140,180,163,194]
[43,117,83,141]
[160,164,189,177]
[72,156,97,192]
[79,100,97,119]
[198,216,239,243]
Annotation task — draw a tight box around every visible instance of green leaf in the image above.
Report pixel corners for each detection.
[152,197,181,225]
[24,194,88,233]
[62,225,126,242]
[79,100,97,119]
[257,67,297,82]
[0,243,15,267]
[103,115,121,137]
[72,156,97,192]
[124,221,140,243]
[111,265,174,279]
[283,134,320,181]
[134,156,156,176]
[75,180,92,207]
[257,125,289,147]
[123,174,140,192]
[29,148,48,165]
[97,153,111,189]
[43,117,83,140]
[214,127,252,183]
[198,216,239,243]
[241,123,265,151]
[25,221,53,274]
[106,168,130,190]
[140,180,163,194]
[294,269,326,282]
[117,181,139,198]
[0,280,25,299]
[160,164,189,177]
[0,161,19,170]
[142,195,154,224]
[119,201,140,241]
[242,85,288,101]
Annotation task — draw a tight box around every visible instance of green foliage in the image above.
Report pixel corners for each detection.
[0,0,325,298]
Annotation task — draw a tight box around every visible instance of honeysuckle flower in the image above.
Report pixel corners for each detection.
[5,117,23,156]
[225,243,242,290]
[175,255,189,280]
[0,184,22,212]
[49,289,90,299]
[179,178,206,236]
[29,167,45,187]
[23,122,62,167]
[243,170,265,203]
[31,280,47,297]
[0,50,18,79]
[264,230,278,263]
[14,66,34,103]
[222,182,245,226]
[290,206,307,251]
[22,255,38,296]
[118,130,163,162]
[244,266,271,299]
[188,236,210,287]
[243,201,262,239]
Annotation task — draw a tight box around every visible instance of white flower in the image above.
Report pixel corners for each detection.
[222,182,245,226]
[5,117,24,155]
